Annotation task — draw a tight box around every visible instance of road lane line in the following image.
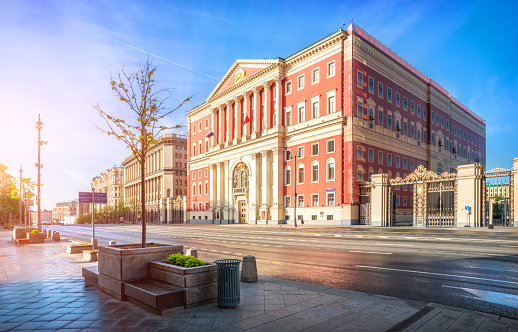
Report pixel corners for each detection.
[222,251,230,254]
[356,265,518,285]
[443,286,518,309]
[234,253,243,256]
[350,251,392,255]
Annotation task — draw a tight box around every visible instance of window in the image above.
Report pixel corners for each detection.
[403,197,407,206]
[455,126,457,136]
[193,124,196,133]
[327,215,333,221]
[204,181,208,195]
[327,193,335,205]
[311,143,319,156]
[396,196,400,206]
[285,108,292,126]
[358,168,364,180]
[378,151,383,164]
[418,129,421,142]
[446,120,449,130]
[403,158,408,169]
[328,61,335,77]
[441,117,444,128]
[326,140,335,153]
[411,101,414,113]
[328,95,336,113]
[192,171,196,180]
[205,118,209,128]
[411,125,415,138]
[298,164,305,184]
[312,68,320,83]
[432,133,435,145]
[192,183,196,196]
[404,122,408,136]
[285,167,291,185]
[378,83,383,97]
[198,170,202,178]
[297,75,305,89]
[369,108,374,121]
[285,149,291,161]
[378,110,383,126]
[417,105,421,117]
[357,71,363,86]
[411,160,415,170]
[396,156,400,168]
[403,97,408,110]
[192,144,196,156]
[297,195,304,207]
[358,101,363,118]
[369,77,374,92]
[388,114,392,130]
[285,81,292,95]
[312,194,319,206]
[312,101,319,118]
[436,114,439,125]
[388,88,392,102]
[368,149,374,162]
[198,182,202,195]
[424,108,427,119]
[311,215,317,220]
[298,105,305,123]
[357,146,363,160]
[285,196,291,207]
[311,162,319,182]
[327,159,335,180]
[396,93,400,106]
[387,153,392,166]
[297,146,304,158]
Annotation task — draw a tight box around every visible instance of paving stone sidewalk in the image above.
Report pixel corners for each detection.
[1,228,517,332]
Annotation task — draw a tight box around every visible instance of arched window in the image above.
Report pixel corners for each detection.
[198,182,202,196]
[437,162,443,174]
[284,166,291,185]
[192,183,196,196]
[240,170,246,188]
[369,108,374,120]
[387,170,392,179]
[297,164,305,184]
[311,161,319,182]
[357,165,364,181]
[327,158,335,180]
[368,167,374,181]
[204,181,208,195]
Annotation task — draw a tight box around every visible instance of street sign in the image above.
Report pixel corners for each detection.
[78,192,108,204]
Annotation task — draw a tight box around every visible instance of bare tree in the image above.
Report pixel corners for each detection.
[94,60,191,248]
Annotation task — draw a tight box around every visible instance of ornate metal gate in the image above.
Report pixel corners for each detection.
[170,196,184,224]
[482,168,514,227]
[359,182,371,225]
[390,166,457,227]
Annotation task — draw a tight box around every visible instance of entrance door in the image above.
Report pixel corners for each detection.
[239,201,246,224]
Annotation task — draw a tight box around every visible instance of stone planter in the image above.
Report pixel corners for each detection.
[67,244,93,254]
[27,232,45,244]
[149,261,217,308]
[83,250,98,262]
[97,243,183,300]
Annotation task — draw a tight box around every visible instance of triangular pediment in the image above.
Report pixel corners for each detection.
[207,60,278,101]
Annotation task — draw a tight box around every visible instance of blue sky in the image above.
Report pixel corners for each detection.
[1,0,517,209]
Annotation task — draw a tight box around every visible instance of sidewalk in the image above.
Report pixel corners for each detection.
[0,229,517,331]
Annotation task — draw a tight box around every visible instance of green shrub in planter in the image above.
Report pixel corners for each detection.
[164,253,206,268]
[31,229,40,234]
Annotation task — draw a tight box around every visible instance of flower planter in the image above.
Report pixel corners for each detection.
[67,244,93,254]
[96,243,183,300]
[26,232,45,244]
[83,250,98,261]
[149,261,217,307]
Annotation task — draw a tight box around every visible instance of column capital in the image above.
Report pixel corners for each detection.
[211,108,217,114]
[225,100,233,107]
[224,160,229,166]
[233,95,243,103]
[243,90,252,98]
[260,150,270,157]
[272,147,284,155]
[251,152,258,160]
[275,76,284,84]
[253,86,261,94]
[263,81,273,89]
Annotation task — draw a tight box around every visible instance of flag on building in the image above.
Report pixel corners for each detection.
[243,115,250,125]
[206,131,214,138]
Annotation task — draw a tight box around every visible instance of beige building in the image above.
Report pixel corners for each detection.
[52,201,77,221]
[31,209,52,224]
[91,166,123,210]
[122,133,187,222]
[0,164,12,191]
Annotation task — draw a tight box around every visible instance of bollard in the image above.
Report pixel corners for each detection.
[184,247,198,258]
[241,255,258,283]
[109,240,117,246]
[52,231,60,241]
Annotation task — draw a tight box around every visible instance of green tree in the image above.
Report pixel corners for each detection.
[7,178,36,226]
[94,60,191,247]
[0,185,18,224]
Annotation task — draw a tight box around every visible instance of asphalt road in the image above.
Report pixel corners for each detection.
[49,223,518,319]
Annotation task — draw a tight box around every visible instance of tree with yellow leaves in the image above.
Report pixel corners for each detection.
[93,60,191,247]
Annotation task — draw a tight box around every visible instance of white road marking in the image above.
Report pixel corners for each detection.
[263,245,270,247]
[443,286,518,309]
[234,253,243,256]
[210,250,217,252]
[334,235,342,237]
[275,245,282,247]
[375,243,414,247]
[230,242,237,244]
[222,251,230,254]
[357,265,518,286]
[349,251,392,255]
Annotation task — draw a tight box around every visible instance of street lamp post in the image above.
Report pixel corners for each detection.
[35,114,47,231]
[91,188,97,248]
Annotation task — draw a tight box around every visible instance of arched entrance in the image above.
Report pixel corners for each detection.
[232,162,249,224]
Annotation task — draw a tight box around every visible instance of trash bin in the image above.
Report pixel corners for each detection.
[214,259,242,307]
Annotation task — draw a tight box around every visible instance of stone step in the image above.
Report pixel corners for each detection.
[82,266,99,287]
[16,238,29,245]
[124,278,185,315]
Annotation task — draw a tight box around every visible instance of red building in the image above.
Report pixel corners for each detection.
[186,23,486,225]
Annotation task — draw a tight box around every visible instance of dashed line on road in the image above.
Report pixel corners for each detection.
[222,251,230,254]
[234,253,243,256]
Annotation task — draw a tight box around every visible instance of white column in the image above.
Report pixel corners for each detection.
[233,96,241,142]
[263,81,271,131]
[226,101,232,144]
[253,86,260,135]
[209,163,215,217]
[243,91,251,137]
[224,160,229,208]
[211,109,216,147]
[248,153,258,223]
[275,77,283,127]
[271,147,283,222]
[260,150,269,208]
[217,106,223,145]
[216,162,222,208]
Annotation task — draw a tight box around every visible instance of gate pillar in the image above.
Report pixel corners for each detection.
[457,164,484,227]
[371,174,390,226]
[512,157,518,227]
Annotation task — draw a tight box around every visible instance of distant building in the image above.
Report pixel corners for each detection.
[122,133,187,222]
[91,166,123,210]
[31,209,52,224]
[52,200,77,221]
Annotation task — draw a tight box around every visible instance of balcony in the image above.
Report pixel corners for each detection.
[233,187,248,194]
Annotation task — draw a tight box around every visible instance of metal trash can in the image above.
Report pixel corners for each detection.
[214,259,242,307]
